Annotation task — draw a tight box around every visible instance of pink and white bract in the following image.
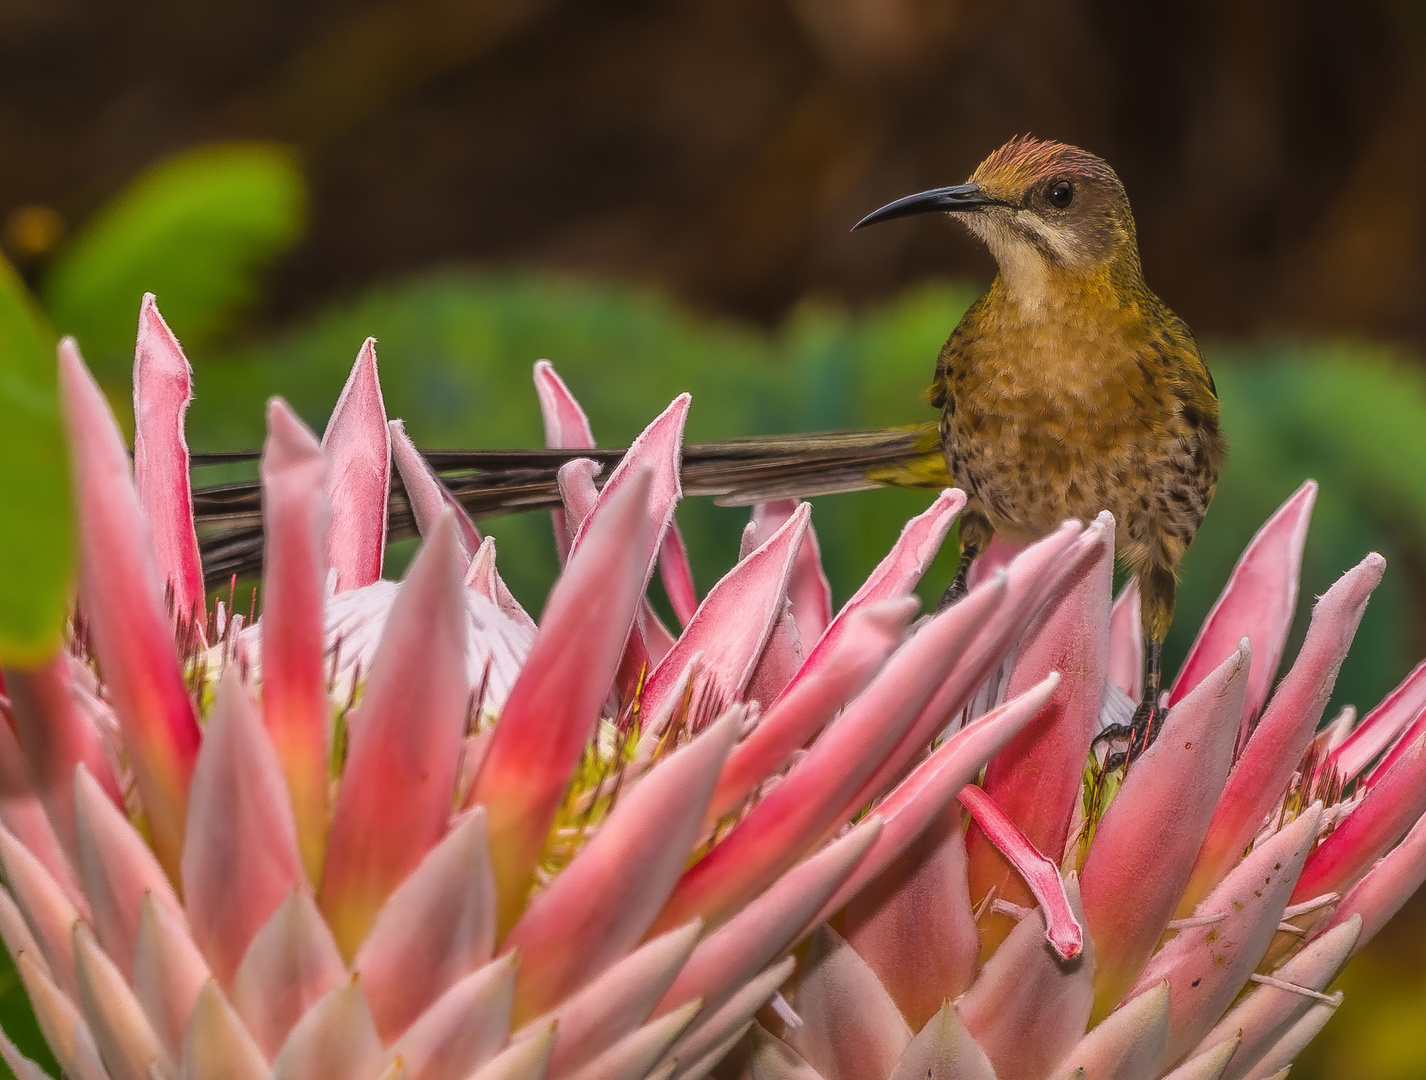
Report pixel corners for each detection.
[0,297,1061,1080]
[752,486,1426,1080]
[1,296,1425,1080]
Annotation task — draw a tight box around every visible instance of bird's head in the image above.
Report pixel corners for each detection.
[857,137,1139,303]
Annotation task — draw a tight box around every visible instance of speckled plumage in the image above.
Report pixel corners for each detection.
[925,137,1224,644]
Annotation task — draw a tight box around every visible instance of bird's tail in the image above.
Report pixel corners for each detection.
[191,421,948,586]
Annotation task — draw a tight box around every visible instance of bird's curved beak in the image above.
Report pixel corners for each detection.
[853,183,1004,230]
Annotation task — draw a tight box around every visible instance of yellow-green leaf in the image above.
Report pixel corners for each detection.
[42,142,305,380]
[0,255,70,664]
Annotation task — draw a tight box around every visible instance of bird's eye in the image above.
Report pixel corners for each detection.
[1048,181,1073,208]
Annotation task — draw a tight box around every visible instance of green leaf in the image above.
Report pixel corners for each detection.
[42,142,305,380]
[0,254,71,665]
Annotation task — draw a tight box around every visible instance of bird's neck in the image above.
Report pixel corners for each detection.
[990,250,1144,323]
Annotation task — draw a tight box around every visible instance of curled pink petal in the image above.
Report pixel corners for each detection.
[2,652,124,868]
[534,360,597,563]
[321,514,471,958]
[132,294,205,630]
[656,575,999,934]
[523,921,703,1076]
[133,894,210,1062]
[957,876,1093,1080]
[657,818,880,1020]
[753,501,832,649]
[390,419,482,558]
[74,765,184,982]
[642,504,809,723]
[355,809,497,1042]
[817,674,1060,925]
[706,597,916,826]
[1168,481,1316,732]
[848,520,1096,815]
[852,522,1094,808]
[798,490,963,683]
[507,712,739,1024]
[1107,577,1143,700]
[1132,807,1322,1065]
[260,399,332,888]
[230,889,346,1058]
[59,338,200,877]
[1082,643,1249,1016]
[321,338,391,591]
[969,515,1112,921]
[785,924,912,1080]
[467,468,653,934]
[182,670,304,985]
[1184,555,1383,911]
[959,785,1082,960]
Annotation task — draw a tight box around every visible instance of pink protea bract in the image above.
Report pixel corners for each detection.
[0,298,1076,1080]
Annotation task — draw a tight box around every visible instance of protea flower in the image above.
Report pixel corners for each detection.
[0,296,1074,1080]
[4,297,1426,1080]
[748,486,1426,1080]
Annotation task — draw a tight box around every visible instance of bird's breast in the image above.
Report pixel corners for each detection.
[940,298,1198,548]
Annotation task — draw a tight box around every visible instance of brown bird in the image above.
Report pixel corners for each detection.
[852,136,1225,748]
[191,136,1223,755]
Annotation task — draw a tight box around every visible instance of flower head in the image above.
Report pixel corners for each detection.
[755,484,1426,1080]
[3,296,1425,1080]
[0,297,1067,1080]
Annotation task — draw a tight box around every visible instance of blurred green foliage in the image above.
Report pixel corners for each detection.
[42,143,304,385]
[187,271,1426,722]
[7,143,1426,1078]
[0,254,69,665]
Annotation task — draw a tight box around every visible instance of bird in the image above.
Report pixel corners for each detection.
[189,136,1223,759]
[851,136,1225,757]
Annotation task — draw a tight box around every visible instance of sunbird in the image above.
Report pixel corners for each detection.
[192,136,1223,757]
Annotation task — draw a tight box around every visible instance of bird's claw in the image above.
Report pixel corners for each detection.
[1094,694,1165,772]
[937,576,970,612]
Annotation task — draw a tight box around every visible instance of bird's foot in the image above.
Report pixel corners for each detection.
[937,576,970,612]
[1094,694,1165,772]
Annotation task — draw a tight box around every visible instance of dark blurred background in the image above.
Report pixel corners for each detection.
[6,0,1426,339]
[4,1,1426,1075]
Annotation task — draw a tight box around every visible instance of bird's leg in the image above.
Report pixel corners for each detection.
[938,511,993,611]
[1096,563,1175,770]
